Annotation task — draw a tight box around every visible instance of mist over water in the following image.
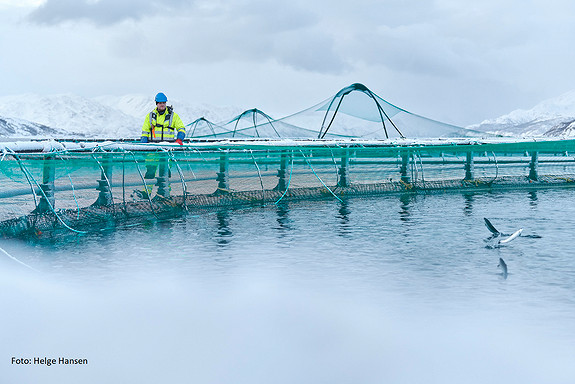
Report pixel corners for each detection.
[2,189,575,383]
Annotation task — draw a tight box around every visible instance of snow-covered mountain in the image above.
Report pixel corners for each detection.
[93,94,242,126]
[468,90,575,137]
[0,93,243,139]
[3,90,575,139]
[0,115,71,138]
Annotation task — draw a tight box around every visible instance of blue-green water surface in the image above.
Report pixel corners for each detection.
[2,189,575,383]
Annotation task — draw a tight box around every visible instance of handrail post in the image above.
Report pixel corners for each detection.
[464,151,474,180]
[400,151,411,184]
[274,151,289,191]
[529,151,539,181]
[337,150,350,188]
[215,150,229,194]
[156,153,171,197]
[34,155,56,213]
[94,153,114,206]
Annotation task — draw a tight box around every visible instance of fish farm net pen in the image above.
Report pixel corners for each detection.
[1,138,575,239]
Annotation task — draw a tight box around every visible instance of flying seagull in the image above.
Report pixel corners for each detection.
[484,217,540,241]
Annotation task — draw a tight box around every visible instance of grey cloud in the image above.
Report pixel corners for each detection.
[107,1,347,74]
[225,0,316,33]
[272,33,349,74]
[26,0,348,73]
[28,0,193,26]
[339,24,462,78]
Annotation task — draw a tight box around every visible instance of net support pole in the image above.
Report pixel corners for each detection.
[337,150,350,188]
[529,151,539,181]
[34,155,56,213]
[94,153,114,206]
[400,151,411,184]
[274,151,289,191]
[465,151,474,180]
[215,150,229,194]
[156,153,171,197]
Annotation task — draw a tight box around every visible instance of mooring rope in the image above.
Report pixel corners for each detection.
[90,149,116,215]
[410,153,417,186]
[490,151,499,183]
[121,151,128,214]
[125,150,161,219]
[54,152,81,220]
[181,147,197,180]
[415,151,425,185]
[326,146,340,185]
[249,149,266,205]
[298,149,343,203]
[7,150,87,235]
[8,150,39,211]
[0,246,39,272]
[163,148,189,211]
[191,147,209,164]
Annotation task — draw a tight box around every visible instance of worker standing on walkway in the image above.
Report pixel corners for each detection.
[141,92,186,144]
[137,93,185,198]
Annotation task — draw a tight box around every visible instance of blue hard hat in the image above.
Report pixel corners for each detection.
[155,92,168,103]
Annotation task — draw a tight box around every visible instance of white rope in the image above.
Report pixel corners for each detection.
[0,246,39,272]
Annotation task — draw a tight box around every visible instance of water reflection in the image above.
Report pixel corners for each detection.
[275,203,291,233]
[337,200,352,237]
[399,193,412,222]
[528,191,538,207]
[463,192,474,216]
[215,210,232,247]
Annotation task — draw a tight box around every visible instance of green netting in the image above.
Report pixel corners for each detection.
[1,138,575,238]
[186,83,489,139]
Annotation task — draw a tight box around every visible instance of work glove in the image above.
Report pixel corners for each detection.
[175,139,183,145]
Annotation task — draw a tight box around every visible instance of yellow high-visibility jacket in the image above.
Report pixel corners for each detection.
[141,106,186,142]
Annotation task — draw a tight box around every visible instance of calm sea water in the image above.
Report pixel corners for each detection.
[2,188,575,383]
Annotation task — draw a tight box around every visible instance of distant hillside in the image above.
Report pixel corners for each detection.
[0,115,74,139]
[0,94,139,139]
[3,90,575,139]
[0,93,243,139]
[468,90,575,137]
[93,94,243,126]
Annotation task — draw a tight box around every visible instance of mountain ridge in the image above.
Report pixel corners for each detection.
[0,93,243,139]
[2,91,575,139]
[467,90,575,137]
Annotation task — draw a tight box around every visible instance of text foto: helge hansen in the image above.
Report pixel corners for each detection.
[12,357,88,366]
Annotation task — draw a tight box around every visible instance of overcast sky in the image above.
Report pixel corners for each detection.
[1,0,574,126]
